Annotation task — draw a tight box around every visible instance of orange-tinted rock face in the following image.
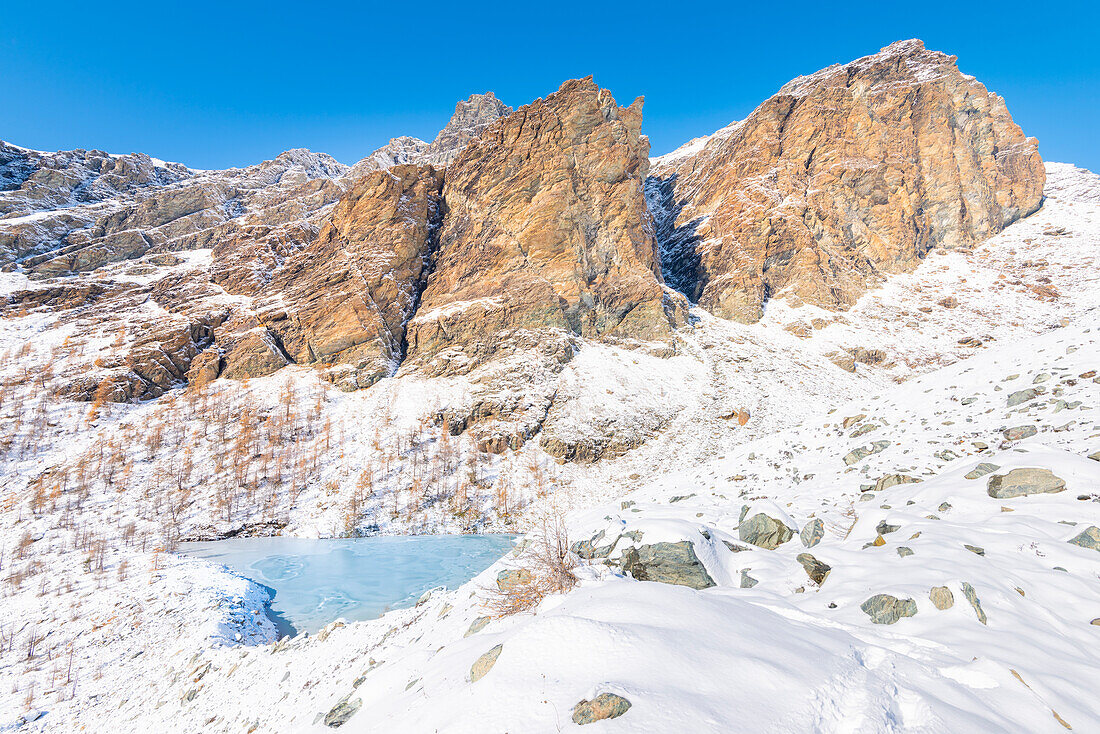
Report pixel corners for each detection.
[650,39,1045,322]
[240,164,445,389]
[405,78,675,375]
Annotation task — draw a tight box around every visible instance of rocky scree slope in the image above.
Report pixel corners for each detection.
[47,310,1100,734]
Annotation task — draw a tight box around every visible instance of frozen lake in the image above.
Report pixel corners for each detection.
[180,535,516,636]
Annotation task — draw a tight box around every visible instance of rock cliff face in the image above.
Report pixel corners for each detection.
[405,78,676,375]
[649,39,1045,322]
[237,164,445,389]
[0,42,1047,407]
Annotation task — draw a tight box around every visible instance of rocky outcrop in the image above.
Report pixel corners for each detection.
[226,165,445,388]
[423,92,513,166]
[0,141,190,218]
[406,78,676,375]
[650,39,1044,322]
[348,136,431,179]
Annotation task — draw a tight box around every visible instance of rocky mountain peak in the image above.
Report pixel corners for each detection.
[349,92,512,176]
[424,91,513,166]
[348,136,430,179]
[650,38,1044,322]
[404,77,677,377]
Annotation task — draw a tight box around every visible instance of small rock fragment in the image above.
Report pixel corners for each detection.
[470,644,503,682]
[965,463,1000,480]
[800,518,825,548]
[961,582,988,624]
[796,553,831,585]
[465,617,491,638]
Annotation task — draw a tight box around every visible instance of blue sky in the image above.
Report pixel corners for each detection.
[3,1,1098,171]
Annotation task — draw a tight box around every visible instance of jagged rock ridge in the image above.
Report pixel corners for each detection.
[405,78,680,376]
[349,92,512,177]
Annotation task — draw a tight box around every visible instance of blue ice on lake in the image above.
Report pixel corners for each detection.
[180,535,516,636]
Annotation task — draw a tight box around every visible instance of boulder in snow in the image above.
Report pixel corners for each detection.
[929,586,954,609]
[800,518,824,548]
[860,594,918,624]
[619,541,715,590]
[1068,526,1100,551]
[739,513,794,550]
[796,553,831,585]
[470,644,503,682]
[323,694,362,728]
[572,693,632,725]
[986,468,1066,498]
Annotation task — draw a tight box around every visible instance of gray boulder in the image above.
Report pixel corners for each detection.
[1006,387,1043,407]
[1068,526,1100,551]
[800,518,825,548]
[876,520,900,535]
[986,468,1066,498]
[739,513,794,550]
[323,694,362,728]
[1002,425,1038,441]
[619,541,715,589]
[860,594,918,624]
[740,570,759,588]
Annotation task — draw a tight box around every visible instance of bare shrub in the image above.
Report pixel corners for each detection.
[483,508,577,617]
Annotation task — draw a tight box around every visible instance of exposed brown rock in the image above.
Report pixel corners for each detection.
[220,328,290,381]
[245,164,445,389]
[406,78,676,375]
[186,349,223,388]
[650,39,1044,322]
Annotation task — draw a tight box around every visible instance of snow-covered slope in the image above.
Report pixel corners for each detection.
[36,289,1099,734]
[1,160,1097,732]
